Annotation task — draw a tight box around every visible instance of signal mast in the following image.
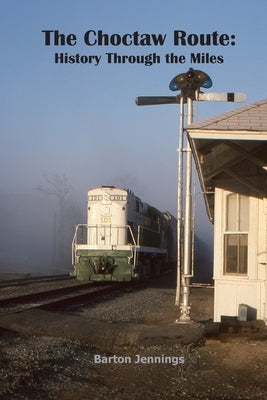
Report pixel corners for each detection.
[136,69,246,322]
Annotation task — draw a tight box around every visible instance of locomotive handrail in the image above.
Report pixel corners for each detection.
[72,224,87,265]
[72,224,137,265]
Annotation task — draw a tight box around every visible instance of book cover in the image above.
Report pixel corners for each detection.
[1,1,267,399]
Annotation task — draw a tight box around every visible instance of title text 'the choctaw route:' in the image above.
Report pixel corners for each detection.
[42,29,236,47]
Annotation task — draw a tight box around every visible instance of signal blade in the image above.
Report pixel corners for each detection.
[135,96,182,106]
[198,92,247,103]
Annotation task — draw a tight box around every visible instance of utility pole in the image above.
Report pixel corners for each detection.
[136,68,246,322]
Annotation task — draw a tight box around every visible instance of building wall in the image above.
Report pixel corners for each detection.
[213,188,266,322]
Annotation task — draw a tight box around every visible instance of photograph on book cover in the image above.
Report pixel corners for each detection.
[1,0,267,399]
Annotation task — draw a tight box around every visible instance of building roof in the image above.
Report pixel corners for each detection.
[186,99,267,222]
[187,98,267,134]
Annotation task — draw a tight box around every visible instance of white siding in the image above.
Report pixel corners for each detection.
[214,188,267,322]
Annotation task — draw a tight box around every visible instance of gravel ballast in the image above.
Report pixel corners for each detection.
[1,272,267,399]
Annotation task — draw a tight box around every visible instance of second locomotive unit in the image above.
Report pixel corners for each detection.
[72,186,176,281]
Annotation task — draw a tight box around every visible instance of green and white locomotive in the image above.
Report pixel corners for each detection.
[72,186,176,281]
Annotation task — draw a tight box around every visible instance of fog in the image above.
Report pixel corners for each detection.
[0,175,84,276]
[0,172,213,280]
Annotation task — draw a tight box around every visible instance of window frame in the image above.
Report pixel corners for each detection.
[223,193,249,276]
[223,233,248,275]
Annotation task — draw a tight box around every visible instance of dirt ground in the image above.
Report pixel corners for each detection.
[1,279,267,399]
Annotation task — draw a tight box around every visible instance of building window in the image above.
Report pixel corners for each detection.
[224,193,249,275]
[224,234,248,274]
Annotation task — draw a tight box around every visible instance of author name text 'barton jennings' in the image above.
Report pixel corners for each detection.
[94,354,185,366]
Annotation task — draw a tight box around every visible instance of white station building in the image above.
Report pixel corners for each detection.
[186,99,267,323]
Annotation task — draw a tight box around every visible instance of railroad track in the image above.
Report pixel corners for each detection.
[0,280,143,316]
[0,274,73,288]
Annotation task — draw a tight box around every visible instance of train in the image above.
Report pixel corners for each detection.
[72,186,177,281]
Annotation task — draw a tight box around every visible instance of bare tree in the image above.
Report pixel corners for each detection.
[34,174,71,268]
